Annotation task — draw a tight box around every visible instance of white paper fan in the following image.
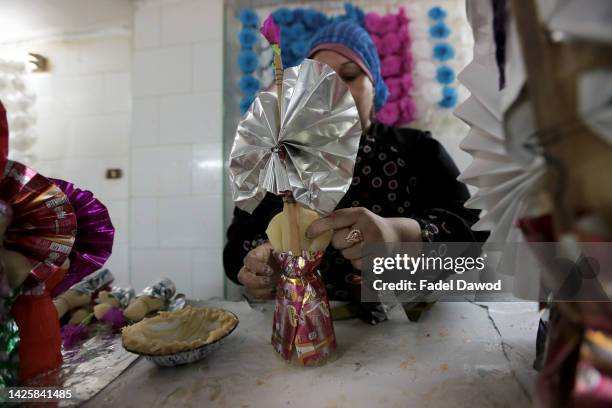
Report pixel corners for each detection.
[456,1,546,296]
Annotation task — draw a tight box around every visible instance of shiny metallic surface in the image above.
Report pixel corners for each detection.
[229,59,362,215]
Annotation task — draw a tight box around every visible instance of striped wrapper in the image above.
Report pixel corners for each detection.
[271,251,336,366]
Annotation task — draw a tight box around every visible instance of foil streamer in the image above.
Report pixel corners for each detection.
[271,251,336,365]
[229,58,362,215]
[0,160,77,286]
[109,286,135,309]
[141,277,176,304]
[50,178,115,297]
[26,324,138,407]
[70,269,114,296]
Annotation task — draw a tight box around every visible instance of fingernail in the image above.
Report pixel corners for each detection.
[262,277,271,285]
[265,266,274,276]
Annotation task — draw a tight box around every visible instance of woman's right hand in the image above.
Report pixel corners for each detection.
[237,242,281,300]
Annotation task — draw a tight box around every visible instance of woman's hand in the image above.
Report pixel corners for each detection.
[237,242,281,300]
[306,207,422,271]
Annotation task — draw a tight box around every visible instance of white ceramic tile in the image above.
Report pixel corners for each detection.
[105,244,130,287]
[191,247,224,300]
[159,92,222,144]
[130,145,192,196]
[58,74,105,116]
[157,195,223,248]
[103,72,131,113]
[192,41,222,92]
[66,114,130,158]
[130,248,192,296]
[133,45,191,97]
[130,198,159,248]
[160,0,223,45]
[35,156,129,200]
[104,199,129,245]
[192,143,223,194]
[131,97,159,146]
[134,4,161,49]
[76,37,131,74]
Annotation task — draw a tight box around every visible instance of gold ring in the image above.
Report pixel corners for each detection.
[345,229,364,245]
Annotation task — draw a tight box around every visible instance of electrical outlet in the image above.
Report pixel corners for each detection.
[106,169,123,179]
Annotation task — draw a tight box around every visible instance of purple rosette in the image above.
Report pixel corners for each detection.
[50,179,115,297]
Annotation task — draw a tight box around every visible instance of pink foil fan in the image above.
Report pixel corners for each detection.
[50,179,114,297]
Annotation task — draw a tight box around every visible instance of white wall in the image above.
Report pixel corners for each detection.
[130,0,224,300]
[1,34,132,286]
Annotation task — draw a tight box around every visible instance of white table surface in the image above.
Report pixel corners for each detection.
[84,299,540,408]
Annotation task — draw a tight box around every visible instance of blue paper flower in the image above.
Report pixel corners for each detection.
[290,40,310,60]
[238,9,259,28]
[237,50,259,73]
[272,8,294,26]
[343,3,365,26]
[436,65,455,84]
[282,23,307,42]
[238,28,258,48]
[240,94,256,114]
[428,6,448,20]
[439,86,458,108]
[429,22,451,39]
[302,9,328,30]
[433,43,455,62]
[239,75,260,95]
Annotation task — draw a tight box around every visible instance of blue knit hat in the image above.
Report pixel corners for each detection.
[308,21,389,111]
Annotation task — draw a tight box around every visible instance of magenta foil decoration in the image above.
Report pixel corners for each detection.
[61,324,89,349]
[100,307,126,331]
[50,179,114,297]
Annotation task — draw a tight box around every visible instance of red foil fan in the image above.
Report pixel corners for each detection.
[271,251,337,365]
[49,179,114,297]
[0,160,77,286]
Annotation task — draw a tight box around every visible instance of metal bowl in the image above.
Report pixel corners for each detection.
[124,310,239,367]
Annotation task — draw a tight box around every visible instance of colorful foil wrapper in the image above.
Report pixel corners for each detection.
[141,277,176,304]
[70,269,114,297]
[271,251,336,365]
[109,286,135,309]
[229,58,362,216]
[0,160,77,286]
[50,178,115,297]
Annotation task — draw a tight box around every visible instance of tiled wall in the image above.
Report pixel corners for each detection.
[1,35,132,286]
[130,0,224,300]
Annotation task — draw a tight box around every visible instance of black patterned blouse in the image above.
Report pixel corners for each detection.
[224,123,488,322]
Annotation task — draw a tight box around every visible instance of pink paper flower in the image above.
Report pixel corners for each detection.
[401,73,414,93]
[365,12,383,35]
[399,97,417,122]
[382,32,401,56]
[381,14,399,35]
[385,78,402,102]
[381,55,403,77]
[260,15,280,45]
[100,307,127,331]
[376,102,400,126]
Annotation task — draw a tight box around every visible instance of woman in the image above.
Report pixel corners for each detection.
[224,21,486,324]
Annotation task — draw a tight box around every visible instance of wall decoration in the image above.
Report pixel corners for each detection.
[365,7,415,126]
[0,59,38,164]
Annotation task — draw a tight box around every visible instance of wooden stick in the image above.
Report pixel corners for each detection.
[274,53,283,114]
[283,195,302,255]
[273,50,301,254]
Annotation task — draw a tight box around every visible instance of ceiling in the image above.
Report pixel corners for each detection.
[0,0,133,44]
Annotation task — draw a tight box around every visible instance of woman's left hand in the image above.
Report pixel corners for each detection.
[305,207,422,271]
